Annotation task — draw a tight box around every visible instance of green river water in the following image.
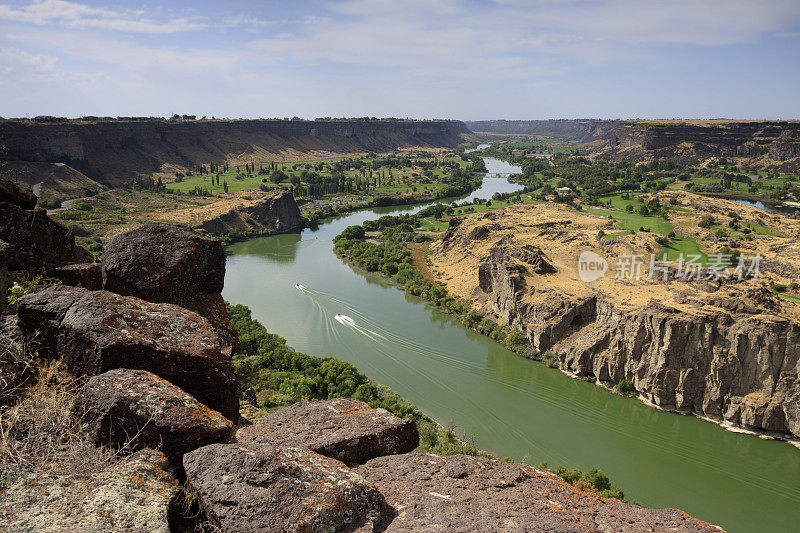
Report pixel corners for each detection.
[223,159,800,532]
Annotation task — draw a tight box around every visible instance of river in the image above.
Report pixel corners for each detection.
[223,158,800,533]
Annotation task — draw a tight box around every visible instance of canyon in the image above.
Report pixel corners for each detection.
[466,119,800,170]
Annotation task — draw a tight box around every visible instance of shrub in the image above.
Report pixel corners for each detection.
[699,214,716,228]
[615,379,635,395]
[543,350,559,368]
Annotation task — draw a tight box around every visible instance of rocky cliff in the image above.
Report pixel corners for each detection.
[466,119,622,141]
[0,118,471,187]
[431,198,800,440]
[197,189,303,235]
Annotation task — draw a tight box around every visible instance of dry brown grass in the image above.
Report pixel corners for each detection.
[0,361,116,481]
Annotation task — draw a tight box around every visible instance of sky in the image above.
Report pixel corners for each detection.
[1,0,799,120]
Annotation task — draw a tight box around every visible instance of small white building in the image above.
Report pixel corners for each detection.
[556,187,573,196]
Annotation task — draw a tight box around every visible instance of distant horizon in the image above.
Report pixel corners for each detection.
[3,115,800,123]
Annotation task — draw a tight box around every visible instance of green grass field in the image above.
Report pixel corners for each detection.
[586,193,709,263]
[166,156,472,198]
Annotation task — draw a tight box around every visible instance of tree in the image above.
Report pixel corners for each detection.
[223,180,229,193]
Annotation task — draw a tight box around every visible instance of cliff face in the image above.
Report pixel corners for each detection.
[489,285,800,437]
[465,119,621,141]
[466,119,800,170]
[0,119,470,187]
[431,199,800,440]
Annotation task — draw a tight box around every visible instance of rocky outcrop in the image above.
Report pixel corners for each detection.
[101,222,236,347]
[0,449,180,532]
[0,202,90,271]
[197,189,303,235]
[355,453,718,532]
[73,369,233,463]
[434,202,800,440]
[478,238,556,298]
[15,285,239,420]
[0,118,470,187]
[184,443,389,532]
[0,179,95,312]
[237,398,419,466]
[0,177,38,209]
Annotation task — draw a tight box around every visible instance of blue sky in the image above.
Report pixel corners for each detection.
[1,0,799,120]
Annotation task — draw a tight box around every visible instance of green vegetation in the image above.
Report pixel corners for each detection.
[6,276,62,306]
[166,153,485,206]
[536,464,625,500]
[226,301,626,499]
[615,380,636,395]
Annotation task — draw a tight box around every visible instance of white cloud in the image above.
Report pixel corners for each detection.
[0,46,57,76]
[0,0,205,33]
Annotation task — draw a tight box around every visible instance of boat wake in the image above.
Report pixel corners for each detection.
[334,314,386,340]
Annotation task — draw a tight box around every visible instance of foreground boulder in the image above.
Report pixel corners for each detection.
[237,398,419,466]
[16,285,239,419]
[73,369,234,463]
[0,449,180,532]
[355,454,720,532]
[184,443,388,532]
[102,222,224,305]
[101,222,237,347]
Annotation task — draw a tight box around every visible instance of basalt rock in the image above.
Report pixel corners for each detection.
[15,285,239,420]
[47,262,102,290]
[0,449,180,533]
[197,189,303,235]
[0,178,37,209]
[0,203,90,271]
[101,222,237,348]
[237,398,419,466]
[73,369,234,463]
[355,453,719,532]
[102,222,225,304]
[183,443,388,532]
[487,271,800,437]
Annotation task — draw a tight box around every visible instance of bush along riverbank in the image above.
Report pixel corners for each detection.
[330,212,630,500]
[227,301,627,501]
